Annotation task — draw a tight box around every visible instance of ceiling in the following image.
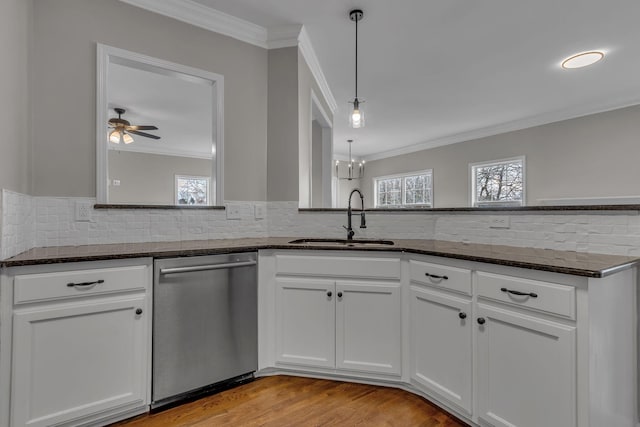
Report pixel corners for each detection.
[182,0,640,159]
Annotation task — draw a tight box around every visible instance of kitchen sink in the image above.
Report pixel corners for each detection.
[288,238,395,247]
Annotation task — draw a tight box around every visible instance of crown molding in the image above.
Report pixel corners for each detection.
[364,96,640,162]
[298,27,338,114]
[120,0,337,114]
[120,0,269,48]
[109,144,214,160]
[267,25,303,49]
[334,153,362,162]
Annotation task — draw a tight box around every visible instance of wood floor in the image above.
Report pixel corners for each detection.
[112,375,468,426]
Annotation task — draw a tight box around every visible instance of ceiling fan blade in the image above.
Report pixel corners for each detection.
[126,125,158,131]
[128,129,161,140]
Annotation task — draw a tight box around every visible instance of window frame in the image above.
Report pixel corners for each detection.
[373,169,433,208]
[175,174,211,206]
[469,156,525,207]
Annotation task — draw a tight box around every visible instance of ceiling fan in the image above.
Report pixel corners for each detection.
[108,107,160,144]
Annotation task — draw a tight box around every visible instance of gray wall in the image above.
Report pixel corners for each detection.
[362,105,640,208]
[311,120,323,207]
[0,0,32,197]
[267,47,299,201]
[108,151,212,205]
[298,50,333,207]
[31,0,268,201]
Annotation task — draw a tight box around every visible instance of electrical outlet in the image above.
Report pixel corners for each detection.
[226,204,241,220]
[75,201,93,222]
[254,204,265,220]
[489,215,510,229]
[112,179,121,186]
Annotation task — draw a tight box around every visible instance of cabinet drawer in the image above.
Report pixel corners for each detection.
[14,265,148,304]
[477,272,575,319]
[276,254,401,279]
[410,260,472,295]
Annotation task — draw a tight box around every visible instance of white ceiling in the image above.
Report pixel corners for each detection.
[148,0,640,160]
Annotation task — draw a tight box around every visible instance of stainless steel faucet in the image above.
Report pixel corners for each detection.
[344,189,366,240]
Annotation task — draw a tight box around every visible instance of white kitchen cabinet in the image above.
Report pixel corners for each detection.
[410,286,472,415]
[2,259,152,427]
[259,250,637,427]
[409,258,473,415]
[475,302,576,427]
[275,278,401,375]
[275,278,335,368]
[335,281,401,375]
[269,252,402,377]
[475,271,578,427]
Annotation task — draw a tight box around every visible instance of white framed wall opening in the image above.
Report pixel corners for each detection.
[374,170,433,208]
[470,156,525,207]
[97,43,224,206]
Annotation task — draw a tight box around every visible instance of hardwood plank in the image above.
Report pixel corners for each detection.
[111,376,468,427]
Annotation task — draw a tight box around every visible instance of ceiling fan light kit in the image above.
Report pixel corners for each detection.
[349,9,365,129]
[109,129,121,144]
[107,107,160,144]
[122,132,134,144]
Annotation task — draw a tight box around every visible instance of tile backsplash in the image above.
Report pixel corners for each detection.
[433,213,640,256]
[34,198,268,248]
[2,190,640,260]
[1,190,35,260]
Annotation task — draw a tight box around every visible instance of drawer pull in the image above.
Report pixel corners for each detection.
[501,287,538,298]
[425,273,448,280]
[458,312,467,319]
[67,279,104,288]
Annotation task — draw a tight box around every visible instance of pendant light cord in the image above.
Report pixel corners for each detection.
[355,14,358,99]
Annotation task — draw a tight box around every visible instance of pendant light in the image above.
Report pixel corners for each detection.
[335,139,365,180]
[349,9,365,128]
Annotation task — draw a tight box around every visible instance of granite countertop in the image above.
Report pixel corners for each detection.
[1,237,637,278]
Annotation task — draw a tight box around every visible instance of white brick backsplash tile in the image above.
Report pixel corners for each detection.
[1,190,36,259]
[3,194,640,258]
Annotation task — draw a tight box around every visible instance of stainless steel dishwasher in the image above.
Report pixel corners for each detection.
[152,252,257,409]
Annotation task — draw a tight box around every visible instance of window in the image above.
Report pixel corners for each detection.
[176,175,210,205]
[375,170,433,208]
[471,157,524,207]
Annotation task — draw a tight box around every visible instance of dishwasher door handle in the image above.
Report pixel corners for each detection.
[159,260,257,275]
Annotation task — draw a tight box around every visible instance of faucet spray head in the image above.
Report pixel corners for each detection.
[360,211,367,228]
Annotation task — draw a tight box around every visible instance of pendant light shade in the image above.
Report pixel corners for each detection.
[350,99,364,129]
[349,9,365,129]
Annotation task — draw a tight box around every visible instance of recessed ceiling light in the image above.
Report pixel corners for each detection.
[561,51,605,69]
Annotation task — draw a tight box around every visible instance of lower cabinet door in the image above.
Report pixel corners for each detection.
[476,303,576,427]
[275,278,336,369]
[410,286,472,415]
[11,296,148,427]
[335,281,401,375]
